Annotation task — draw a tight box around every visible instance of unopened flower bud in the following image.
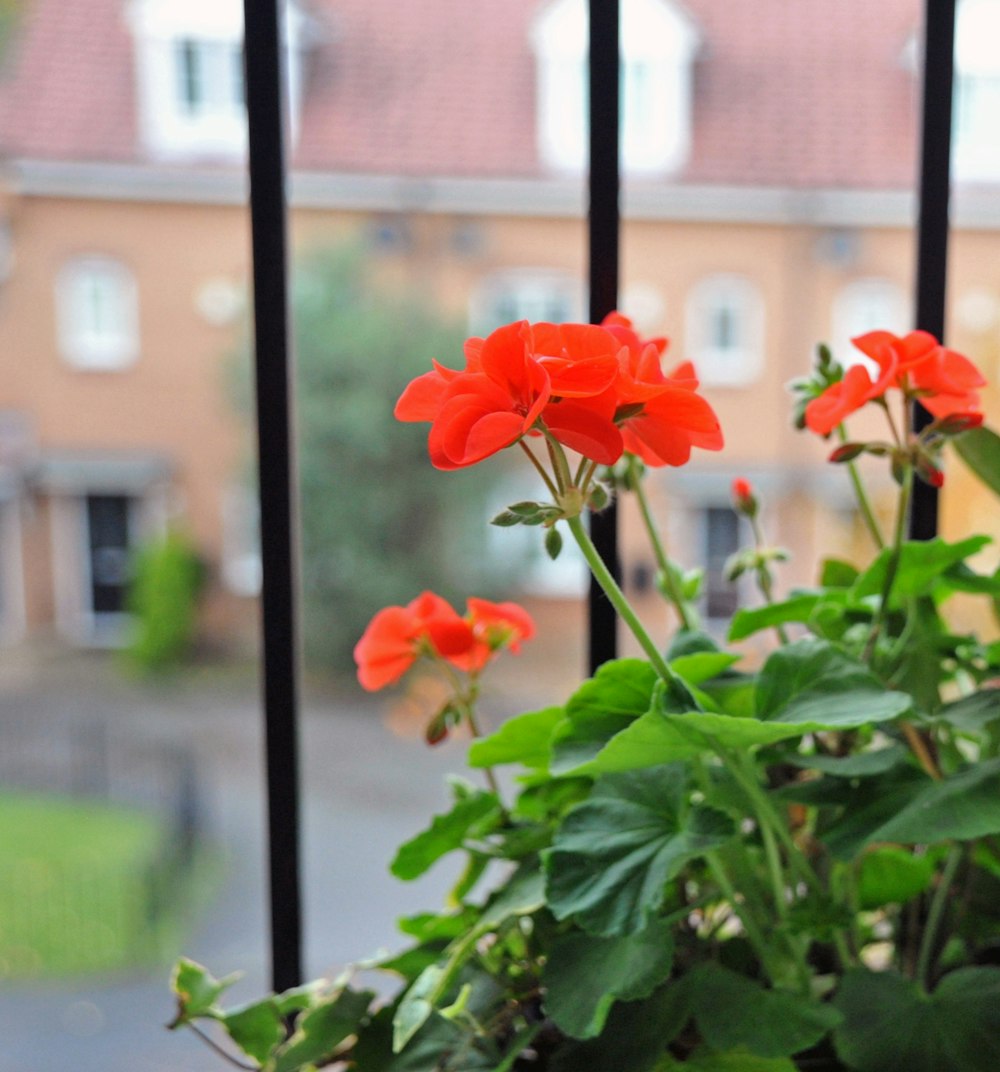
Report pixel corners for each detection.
[731,478,757,518]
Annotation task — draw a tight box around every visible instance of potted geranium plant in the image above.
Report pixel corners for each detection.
[170,315,1000,1071]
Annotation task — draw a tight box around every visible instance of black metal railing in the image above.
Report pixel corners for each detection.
[241,0,957,990]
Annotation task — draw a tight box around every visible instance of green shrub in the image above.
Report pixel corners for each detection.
[125,532,206,673]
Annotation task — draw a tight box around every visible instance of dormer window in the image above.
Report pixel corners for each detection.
[531,0,700,176]
[953,0,1000,182]
[129,0,309,161]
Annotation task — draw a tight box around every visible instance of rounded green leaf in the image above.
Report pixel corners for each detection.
[545,768,734,936]
[542,919,675,1038]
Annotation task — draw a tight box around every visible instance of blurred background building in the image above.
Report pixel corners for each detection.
[0,0,997,665]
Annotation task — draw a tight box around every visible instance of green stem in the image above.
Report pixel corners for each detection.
[704,850,786,983]
[863,464,913,665]
[836,426,886,550]
[916,845,963,991]
[749,514,790,646]
[727,754,824,898]
[541,429,574,496]
[518,441,560,501]
[438,661,505,802]
[566,513,671,680]
[626,454,695,630]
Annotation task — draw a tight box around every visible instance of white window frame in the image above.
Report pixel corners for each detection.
[531,0,699,176]
[129,0,309,160]
[469,269,584,334]
[56,256,140,371]
[953,0,1000,182]
[830,277,909,371]
[684,274,765,387]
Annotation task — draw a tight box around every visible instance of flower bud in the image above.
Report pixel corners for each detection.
[731,478,757,518]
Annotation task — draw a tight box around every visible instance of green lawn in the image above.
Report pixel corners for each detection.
[0,791,172,978]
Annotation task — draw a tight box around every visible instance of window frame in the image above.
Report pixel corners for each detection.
[684,273,765,387]
[55,255,140,372]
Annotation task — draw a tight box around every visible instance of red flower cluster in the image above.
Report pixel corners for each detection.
[805,330,985,436]
[395,314,723,469]
[354,592,535,691]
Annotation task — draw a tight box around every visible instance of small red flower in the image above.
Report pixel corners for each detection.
[450,598,536,673]
[804,330,986,437]
[804,364,884,436]
[354,592,475,691]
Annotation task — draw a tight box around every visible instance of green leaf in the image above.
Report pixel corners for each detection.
[578,702,810,777]
[867,758,1000,845]
[857,847,935,909]
[819,769,930,861]
[833,968,1000,1072]
[669,651,741,684]
[390,790,501,880]
[477,863,546,928]
[355,1002,498,1071]
[934,689,1000,733]
[169,958,241,1023]
[785,744,908,778]
[468,706,563,769]
[821,558,860,588]
[545,767,734,936]
[548,982,691,1072]
[756,639,912,727]
[851,536,992,607]
[273,981,325,1018]
[393,965,445,1054]
[571,646,910,779]
[542,918,675,1039]
[690,963,842,1058]
[221,1000,284,1065]
[955,425,1000,499]
[728,594,824,642]
[549,659,659,774]
[271,987,374,1072]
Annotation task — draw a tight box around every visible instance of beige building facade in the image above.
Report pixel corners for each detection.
[0,0,997,656]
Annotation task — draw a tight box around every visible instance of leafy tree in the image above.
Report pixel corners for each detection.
[242,244,510,672]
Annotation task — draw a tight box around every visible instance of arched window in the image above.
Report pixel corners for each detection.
[531,0,700,176]
[953,0,1000,182]
[685,274,764,387]
[56,256,140,371]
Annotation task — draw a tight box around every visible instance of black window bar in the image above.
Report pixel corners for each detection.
[911,0,956,540]
[241,0,956,991]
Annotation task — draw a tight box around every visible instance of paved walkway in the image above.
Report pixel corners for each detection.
[0,652,483,1071]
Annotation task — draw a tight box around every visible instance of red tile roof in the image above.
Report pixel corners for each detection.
[0,0,922,189]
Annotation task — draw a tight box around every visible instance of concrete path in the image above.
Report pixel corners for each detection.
[0,655,485,1071]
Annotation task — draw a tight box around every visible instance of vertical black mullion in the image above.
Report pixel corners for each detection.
[587,0,621,673]
[243,0,303,992]
[911,0,956,540]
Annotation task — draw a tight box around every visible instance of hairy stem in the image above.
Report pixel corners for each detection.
[566,513,671,680]
[863,464,913,664]
[836,425,886,550]
[626,454,695,630]
[916,845,963,991]
[518,440,560,501]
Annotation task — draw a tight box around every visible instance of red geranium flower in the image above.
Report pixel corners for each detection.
[450,598,536,672]
[354,592,475,691]
[805,330,985,436]
[804,363,886,436]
